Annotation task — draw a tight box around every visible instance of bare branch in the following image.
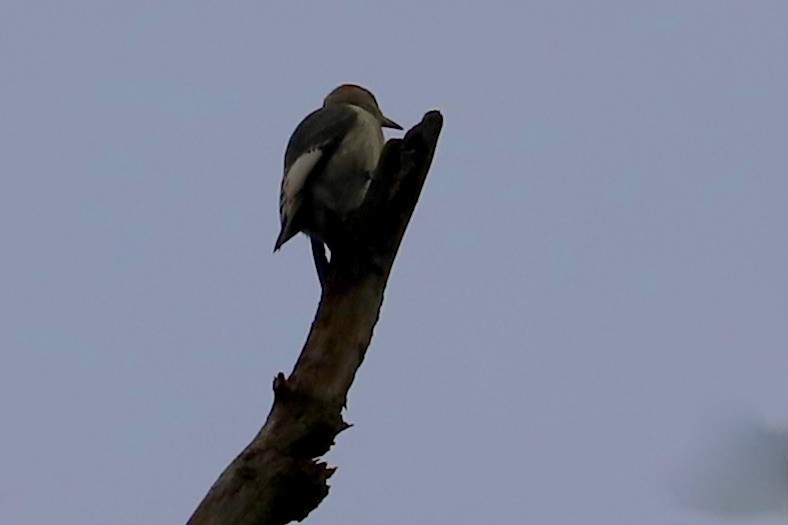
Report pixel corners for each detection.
[188,111,443,525]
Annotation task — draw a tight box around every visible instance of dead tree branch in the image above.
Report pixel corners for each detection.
[187,110,443,525]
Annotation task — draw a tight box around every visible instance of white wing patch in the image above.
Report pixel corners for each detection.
[280,148,323,225]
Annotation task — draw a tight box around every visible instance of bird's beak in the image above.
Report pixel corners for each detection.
[381,116,403,130]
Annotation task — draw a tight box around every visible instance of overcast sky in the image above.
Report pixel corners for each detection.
[3,2,788,524]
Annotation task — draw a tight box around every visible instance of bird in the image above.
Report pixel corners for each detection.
[274,84,402,285]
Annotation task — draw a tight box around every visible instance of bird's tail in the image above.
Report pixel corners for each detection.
[273,225,295,252]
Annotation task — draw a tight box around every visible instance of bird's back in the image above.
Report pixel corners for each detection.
[284,105,357,173]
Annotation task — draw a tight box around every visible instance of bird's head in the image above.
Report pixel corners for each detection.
[323,84,403,130]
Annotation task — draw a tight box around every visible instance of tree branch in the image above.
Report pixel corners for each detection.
[187,110,443,525]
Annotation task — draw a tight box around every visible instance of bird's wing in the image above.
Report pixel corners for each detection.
[279,147,322,227]
[283,105,357,171]
[275,106,357,250]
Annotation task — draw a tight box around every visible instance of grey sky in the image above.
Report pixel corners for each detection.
[2,2,787,524]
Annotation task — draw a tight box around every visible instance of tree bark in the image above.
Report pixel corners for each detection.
[187,110,443,525]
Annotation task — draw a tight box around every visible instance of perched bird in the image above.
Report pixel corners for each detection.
[274,84,402,284]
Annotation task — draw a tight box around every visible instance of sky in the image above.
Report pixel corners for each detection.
[2,2,788,524]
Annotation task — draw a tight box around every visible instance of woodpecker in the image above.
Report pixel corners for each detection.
[274,84,402,284]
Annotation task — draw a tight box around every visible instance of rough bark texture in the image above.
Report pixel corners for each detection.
[187,110,443,525]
